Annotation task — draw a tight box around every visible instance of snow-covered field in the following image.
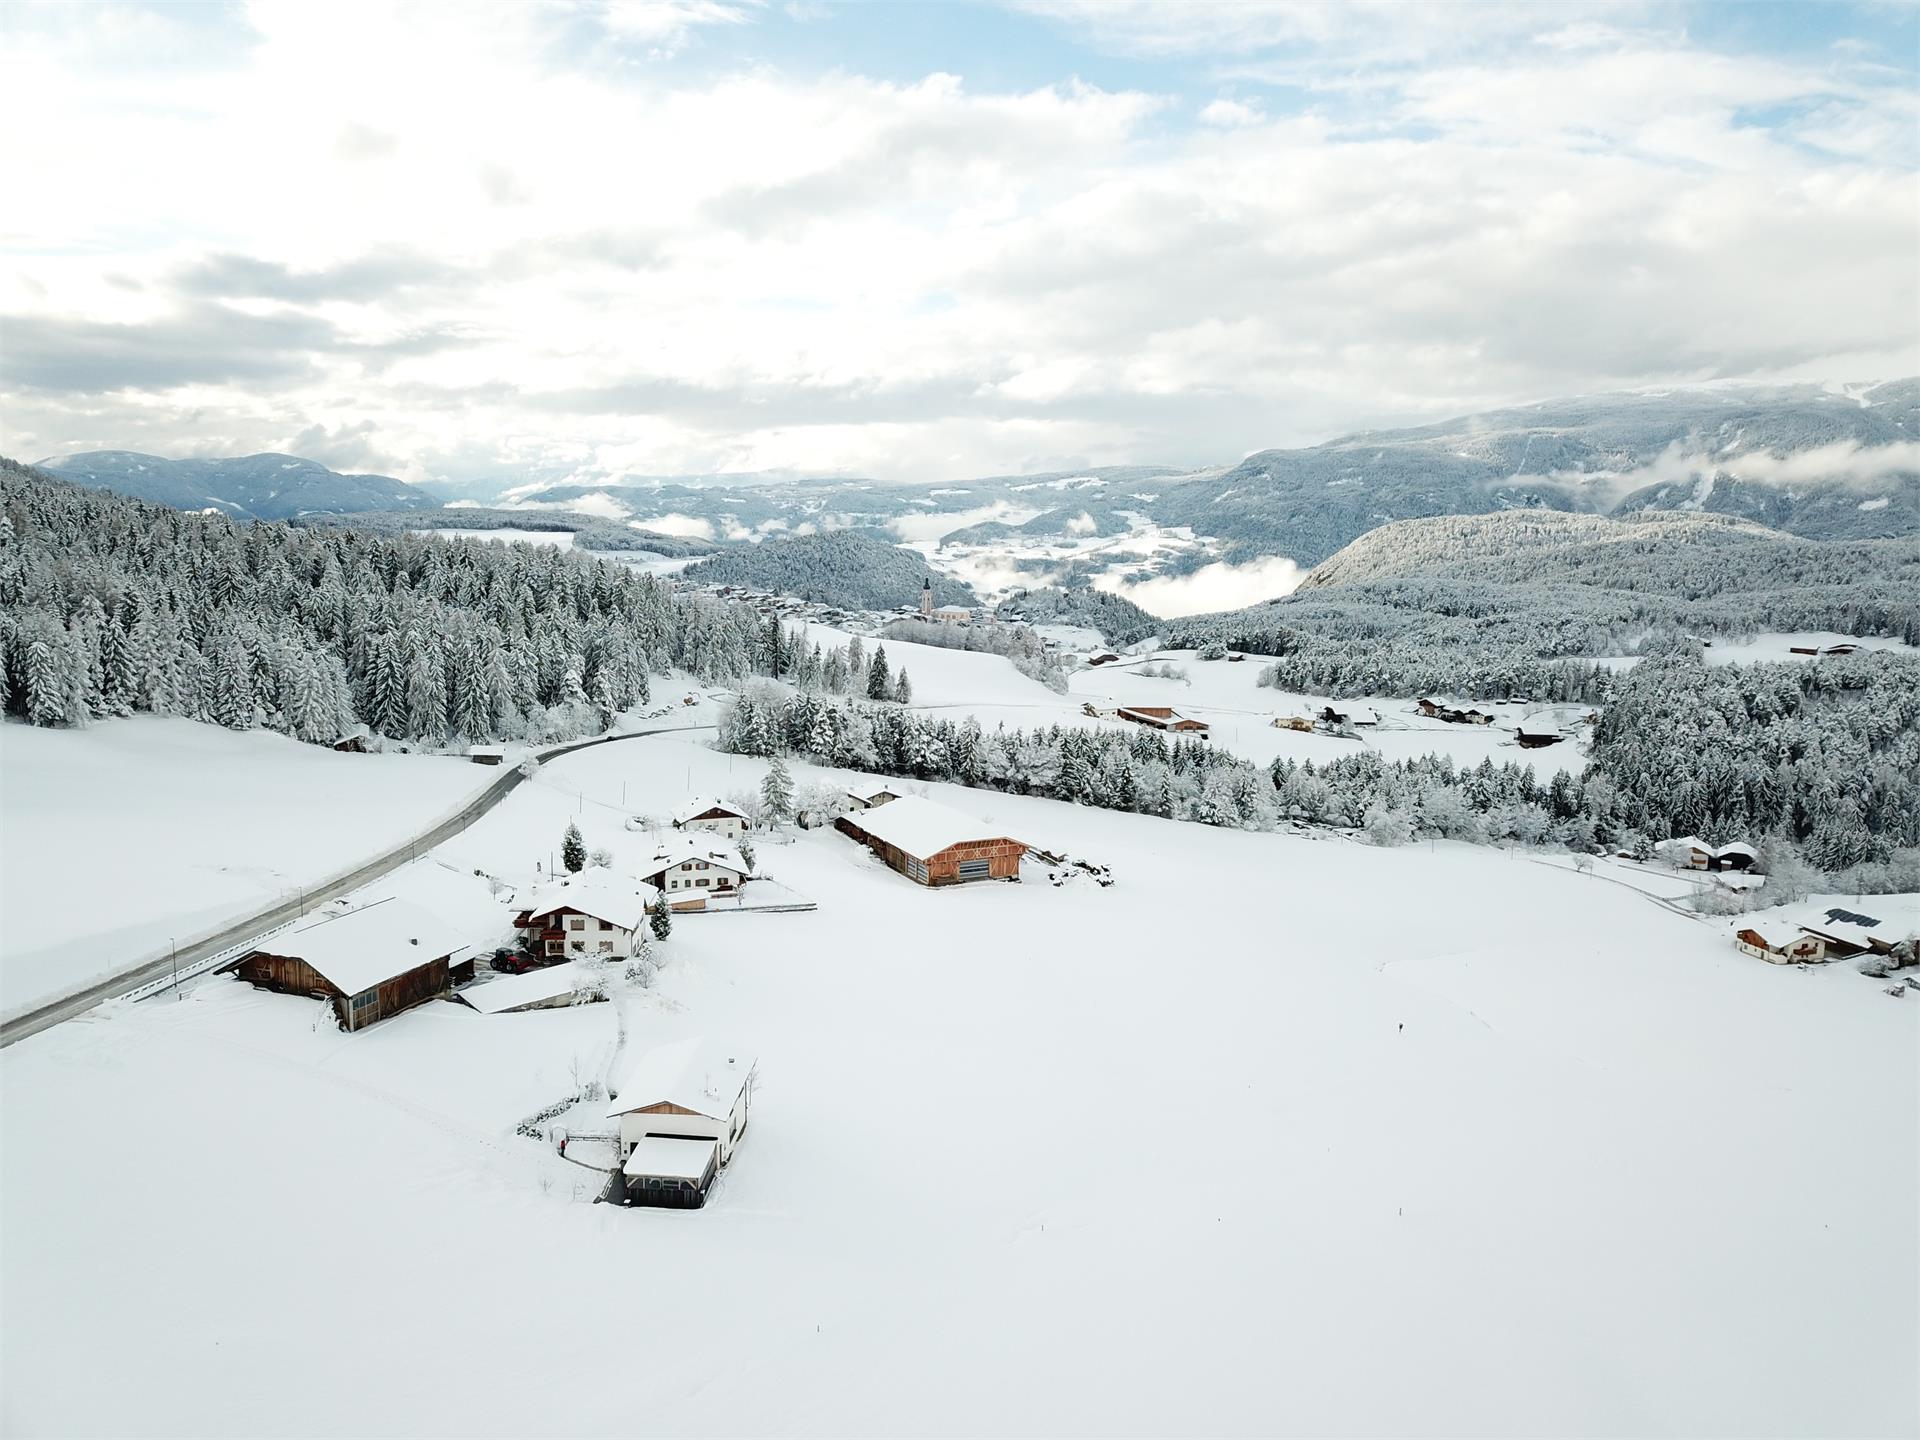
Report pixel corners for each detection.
[795,626,1585,774]
[1701,631,1917,665]
[412,526,577,548]
[2,730,1913,1437]
[0,718,488,1019]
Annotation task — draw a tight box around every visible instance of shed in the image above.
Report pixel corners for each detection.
[458,963,595,1014]
[836,794,1027,886]
[605,1037,754,1206]
[618,1137,719,1209]
[332,724,371,753]
[227,898,470,1032]
[1087,652,1120,666]
[1320,703,1379,728]
[1116,705,1209,735]
[468,746,506,765]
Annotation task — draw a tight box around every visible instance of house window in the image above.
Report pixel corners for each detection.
[597,918,609,930]
[568,917,586,931]
[546,941,565,955]
[570,940,585,953]
[598,941,614,953]
[351,990,378,1011]
[696,878,709,887]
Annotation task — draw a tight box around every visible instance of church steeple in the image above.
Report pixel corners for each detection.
[919,576,933,620]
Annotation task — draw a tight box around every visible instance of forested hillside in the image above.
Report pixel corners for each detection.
[0,460,778,748]
[37,450,435,521]
[682,530,976,609]
[993,585,1160,645]
[1168,509,1920,700]
[292,507,718,556]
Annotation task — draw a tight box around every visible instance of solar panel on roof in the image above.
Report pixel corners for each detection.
[1824,908,1881,927]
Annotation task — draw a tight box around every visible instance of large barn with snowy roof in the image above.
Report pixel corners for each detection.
[835,794,1027,887]
[226,898,471,1032]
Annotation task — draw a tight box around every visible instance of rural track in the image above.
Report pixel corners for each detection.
[0,721,714,1051]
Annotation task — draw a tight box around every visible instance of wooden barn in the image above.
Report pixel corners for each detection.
[1115,705,1210,735]
[226,898,471,1032]
[604,1037,754,1209]
[836,794,1027,887]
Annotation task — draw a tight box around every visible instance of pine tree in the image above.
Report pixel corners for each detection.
[211,636,255,730]
[562,821,586,873]
[761,756,795,823]
[23,637,68,727]
[893,668,912,704]
[866,644,891,701]
[649,893,673,941]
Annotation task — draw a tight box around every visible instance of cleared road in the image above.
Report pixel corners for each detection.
[0,723,712,1049]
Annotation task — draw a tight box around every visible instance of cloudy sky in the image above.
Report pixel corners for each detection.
[3,0,1916,486]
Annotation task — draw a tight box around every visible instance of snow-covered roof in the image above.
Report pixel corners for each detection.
[607,1036,753,1121]
[639,835,749,878]
[673,796,748,826]
[522,875,658,931]
[623,1135,718,1182]
[460,964,584,1014]
[1326,703,1378,725]
[847,778,905,802]
[467,745,505,758]
[1656,835,1711,854]
[259,898,470,997]
[841,794,1022,860]
[1713,842,1757,861]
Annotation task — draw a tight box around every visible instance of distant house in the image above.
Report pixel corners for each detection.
[515,876,657,960]
[468,745,506,765]
[1416,697,1443,718]
[673,797,751,840]
[605,1037,755,1209]
[1653,836,1715,870]
[1087,652,1121,666]
[1654,837,1756,872]
[1515,718,1565,748]
[637,838,751,910]
[1822,643,1860,656]
[1271,713,1316,733]
[1116,705,1209,736]
[1789,646,1820,656]
[836,794,1028,887]
[226,898,471,1032]
[1320,703,1379,729]
[845,778,907,810]
[934,605,973,624]
[1734,927,1826,965]
[1798,907,1897,958]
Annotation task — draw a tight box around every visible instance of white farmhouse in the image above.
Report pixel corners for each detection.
[605,1036,755,1208]
[672,797,751,840]
[637,837,752,911]
[516,875,658,959]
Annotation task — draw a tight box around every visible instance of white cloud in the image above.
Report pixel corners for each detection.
[1096,555,1306,617]
[0,3,1914,484]
[1198,97,1263,128]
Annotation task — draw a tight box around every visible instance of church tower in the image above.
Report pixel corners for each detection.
[919,577,933,621]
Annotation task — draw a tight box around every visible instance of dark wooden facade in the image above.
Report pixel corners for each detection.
[836,817,1026,887]
[231,949,455,1032]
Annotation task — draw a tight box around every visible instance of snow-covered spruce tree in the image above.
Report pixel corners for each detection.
[761,756,795,825]
[892,668,912,704]
[562,822,586,874]
[648,893,672,941]
[866,644,891,701]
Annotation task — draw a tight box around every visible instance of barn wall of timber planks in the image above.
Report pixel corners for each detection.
[836,817,1026,886]
[230,950,455,1031]
[232,952,333,999]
